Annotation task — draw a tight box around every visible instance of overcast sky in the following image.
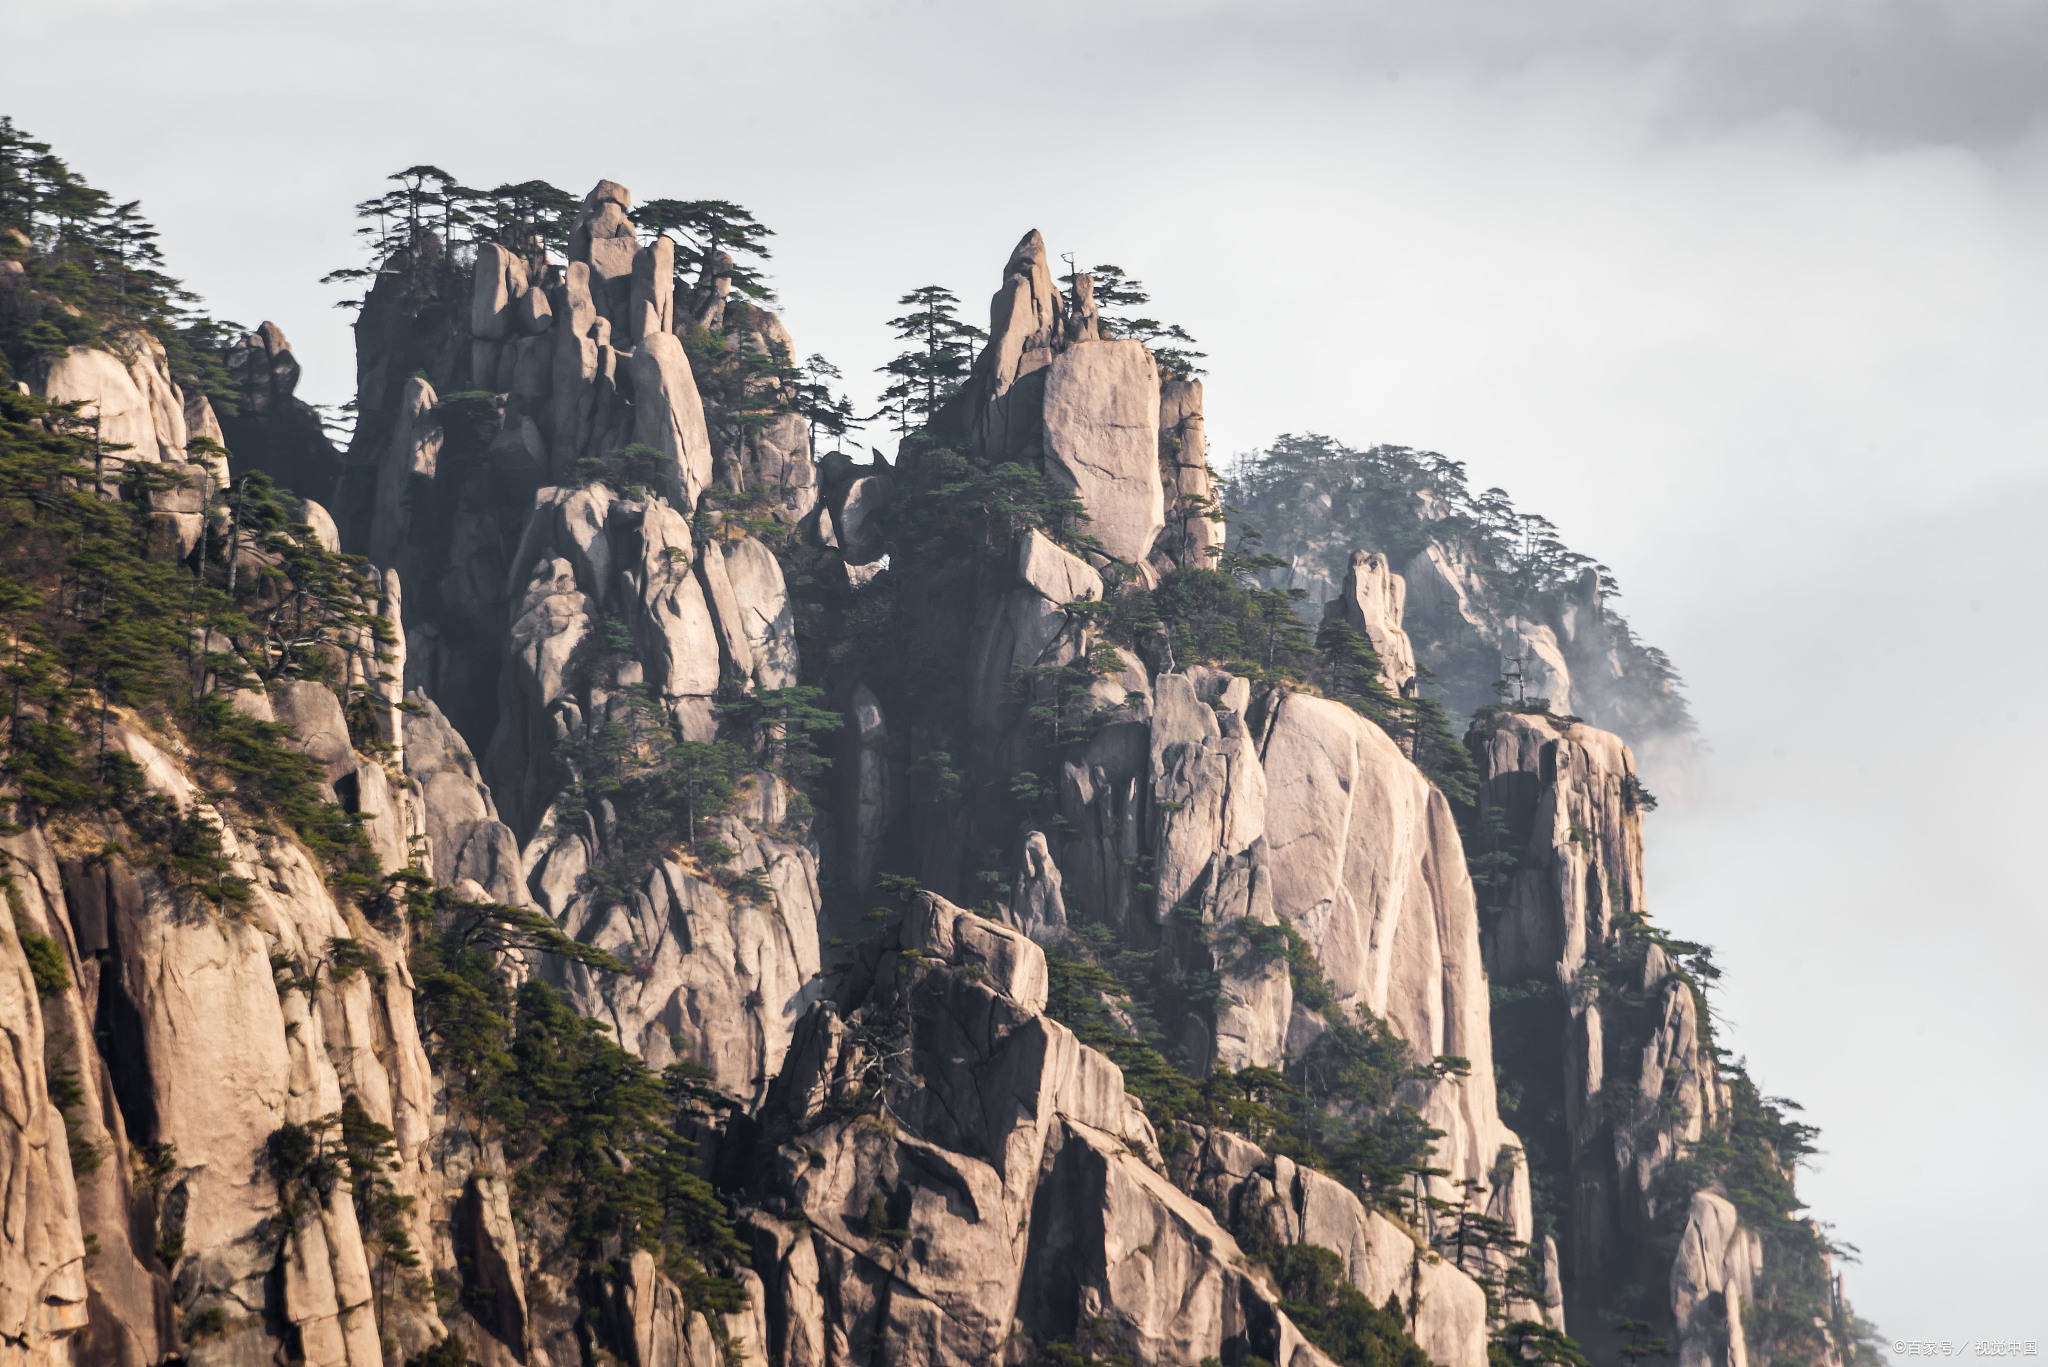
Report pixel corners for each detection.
[12,0,2047,1338]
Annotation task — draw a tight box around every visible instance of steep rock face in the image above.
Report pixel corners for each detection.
[742,893,1341,1367]
[405,692,526,905]
[7,186,1869,1367]
[1471,711,1743,1365]
[0,710,435,1367]
[332,178,810,751]
[43,336,187,467]
[1326,551,1418,698]
[219,322,345,500]
[532,777,823,1101]
[3,325,789,1367]
[943,234,1170,567]
[1040,340,1164,564]
[1400,542,1572,716]
[314,182,825,1109]
[0,843,91,1362]
[1186,1130,1494,1367]
[845,232,1543,1350]
[39,331,224,558]
[1153,377,1223,573]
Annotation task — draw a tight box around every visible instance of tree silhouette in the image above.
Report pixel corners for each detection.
[876,285,983,434]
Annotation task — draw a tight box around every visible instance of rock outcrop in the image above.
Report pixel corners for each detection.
[3,178,1863,1367]
[1470,710,1758,1366]
[743,893,1346,1367]
[1327,551,1418,698]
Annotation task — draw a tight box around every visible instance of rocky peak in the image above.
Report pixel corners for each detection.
[1327,550,1419,698]
[1,141,1870,1367]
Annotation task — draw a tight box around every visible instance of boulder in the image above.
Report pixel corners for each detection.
[471,243,529,342]
[269,679,357,793]
[43,344,166,468]
[568,180,639,282]
[297,496,341,553]
[828,471,892,566]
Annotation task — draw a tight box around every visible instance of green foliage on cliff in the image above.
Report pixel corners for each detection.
[0,387,383,897]
[636,197,777,303]
[1083,544,1476,801]
[1042,924,1446,1214]
[545,610,837,916]
[878,286,985,433]
[406,880,748,1310]
[323,163,779,318]
[1057,262,1208,379]
[10,906,68,993]
[1262,1243,1431,1367]
[1222,433,1692,739]
[0,117,238,400]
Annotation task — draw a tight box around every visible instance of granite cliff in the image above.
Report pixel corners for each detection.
[0,126,1872,1367]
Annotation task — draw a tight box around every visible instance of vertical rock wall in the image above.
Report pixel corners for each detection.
[1471,711,1754,1365]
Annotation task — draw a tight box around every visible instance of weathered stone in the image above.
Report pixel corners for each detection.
[513,284,553,335]
[742,410,816,522]
[296,495,341,553]
[1329,550,1418,697]
[695,536,757,683]
[43,339,179,468]
[968,530,1102,729]
[619,499,722,701]
[370,375,442,568]
[844,685,892,891]
[628,236,674,343]
[1040,340,1163,563]
[457,1172,529,1354]
[550,802,821,1103]
[1007,830,1068,942]
[627,332,715,507]
[1154,378,1221,572]
[978,229,1064,397]
[721,537,798,690]
[270,679,357,792]
[828,472,891,566]
[569,181,638,282]
[405,692,524,904]
[0,851,90,1358]
[471,243,529,342]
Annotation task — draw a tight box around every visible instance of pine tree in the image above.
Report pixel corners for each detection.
[636,197,776,303]
[1058,261,1208,377]
[477,179,579,261]
[791,352,862,451]
[876,286,984,435]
